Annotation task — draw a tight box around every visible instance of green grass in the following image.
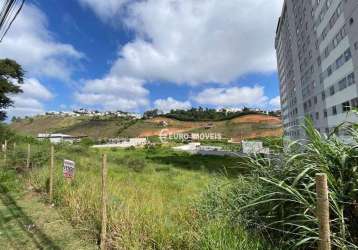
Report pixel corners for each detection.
[0,168,96,250]
[4,143,273,249]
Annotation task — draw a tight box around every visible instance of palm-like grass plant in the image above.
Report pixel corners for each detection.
[239,119,358,249]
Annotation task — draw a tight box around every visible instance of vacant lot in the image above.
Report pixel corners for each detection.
[5,142,272,249]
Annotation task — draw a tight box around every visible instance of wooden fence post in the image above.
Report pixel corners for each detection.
[316,173,331,250]
[13,142,16,157]
[100,153,108,250]
[4,139,7,166]
[49,145,54,203]
[26,143,31,169]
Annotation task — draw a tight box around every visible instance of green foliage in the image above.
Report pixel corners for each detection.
[194,178,277,249]
[0,59,24,120]
[164,107,268,121]
[143,109,159,119]
[10,142,270,249]
[0,123,15,142]
[238,120,358,249]
[114,155,147,172]
[78,137,95,146]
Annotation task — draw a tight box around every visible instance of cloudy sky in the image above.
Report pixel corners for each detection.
[0,0,283,118]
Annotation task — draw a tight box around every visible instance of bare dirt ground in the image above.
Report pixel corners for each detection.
[139,114,283,139]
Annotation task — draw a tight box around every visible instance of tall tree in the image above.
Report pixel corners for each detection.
[0,58,24,120]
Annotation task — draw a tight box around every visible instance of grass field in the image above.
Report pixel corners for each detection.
[4,142,274,249]
[0,168,96,250]
[5,120,358,249]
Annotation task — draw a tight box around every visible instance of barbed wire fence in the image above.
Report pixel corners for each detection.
[0,139,109,249]
[2,139,358,249]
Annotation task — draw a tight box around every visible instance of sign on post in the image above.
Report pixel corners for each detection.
[63,159,75,179]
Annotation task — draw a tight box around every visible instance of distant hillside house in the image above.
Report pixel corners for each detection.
[204,123,214,129]
[159,120,168,127]
[37,133,85,144]
[92,137,148,148]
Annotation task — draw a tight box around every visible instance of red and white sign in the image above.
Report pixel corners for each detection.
[63,159,75,179]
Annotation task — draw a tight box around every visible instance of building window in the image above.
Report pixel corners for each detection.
[322,91,326,100]
[332,106,337,115]
[325,128,329,134]
[342,101,350,112]
[314,96,318,104]
[330,86,335,96]
[325,47,329,57]
[344,49,352,61]
[351,97,358,108]
[315,112,319,120]
[338,78,347,90]
[336,55,344,68]
[324,109,328,118]
[348,73,355,86]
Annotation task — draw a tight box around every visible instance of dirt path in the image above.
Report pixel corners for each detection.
[0,185,97,250]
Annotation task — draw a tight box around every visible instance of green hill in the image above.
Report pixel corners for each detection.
[10,114,283,140]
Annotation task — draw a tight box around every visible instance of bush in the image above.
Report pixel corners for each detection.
[238,120,358,249]
[79,138,95,146]
[113,156,147,172]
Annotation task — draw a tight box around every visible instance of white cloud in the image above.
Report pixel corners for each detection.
[154,97,191,113]
[80,0,283,85]
[268,96,281,109]
[193,86,269,107]
[77,0,283,108]
[0,4,83,81]
[76,0,284,110]
[75,76,149,111]
[8,78,54,118]
[20,78,53,101]
[78,0,129,22]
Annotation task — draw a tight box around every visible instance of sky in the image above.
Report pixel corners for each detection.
[0,0,284,118]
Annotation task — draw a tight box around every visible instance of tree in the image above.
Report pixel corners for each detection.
[0,58,24,120]
[11,116,17,122]
[143,109,159,119]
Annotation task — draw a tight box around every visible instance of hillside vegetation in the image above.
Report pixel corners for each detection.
[144,107,280,121]
[10,114,283,140]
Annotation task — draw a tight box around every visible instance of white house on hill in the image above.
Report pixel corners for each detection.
[37,133,84,144]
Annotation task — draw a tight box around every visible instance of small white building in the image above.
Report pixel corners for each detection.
[37,133,83,144]
[92,137,148,148]
[242,141,270,155]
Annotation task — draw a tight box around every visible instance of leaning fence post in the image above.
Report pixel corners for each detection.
[26,143,31,169]
[49,145,54,203]
[100,153,108,250]
[316,173,331,250]
[4,139,7,166]
[13,142,16,157]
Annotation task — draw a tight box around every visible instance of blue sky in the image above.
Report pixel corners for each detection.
[0,0,283,117]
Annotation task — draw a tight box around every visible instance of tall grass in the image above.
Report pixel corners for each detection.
[237,120,358,249]
[3,142,272,249]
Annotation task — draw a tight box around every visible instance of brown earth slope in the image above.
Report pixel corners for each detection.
[10,114,283,140]
[120,114,283,140]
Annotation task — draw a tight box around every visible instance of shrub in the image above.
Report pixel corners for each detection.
[126,158,146,172]
[239,120,358,249]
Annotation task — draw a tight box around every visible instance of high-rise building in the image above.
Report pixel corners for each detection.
[275,0,358,140]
